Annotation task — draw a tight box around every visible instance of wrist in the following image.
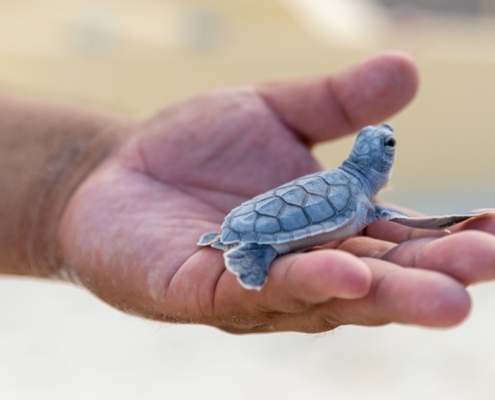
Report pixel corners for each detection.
[0,92,134,277]
[30,119,132,278]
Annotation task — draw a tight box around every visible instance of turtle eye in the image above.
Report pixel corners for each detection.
[384,138,396,148]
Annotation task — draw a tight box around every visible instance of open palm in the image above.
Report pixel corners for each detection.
[59,53,495,333]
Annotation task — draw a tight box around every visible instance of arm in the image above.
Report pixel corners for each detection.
[0,92,129,276]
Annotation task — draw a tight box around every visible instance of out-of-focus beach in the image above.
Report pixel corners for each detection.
[2,1,495,398]
[2,276,495,400]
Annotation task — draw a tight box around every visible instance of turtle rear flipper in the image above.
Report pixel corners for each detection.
[376,205,489,230]
[197,232,233,250]
[224,243,278,290]
[197,232,221,246]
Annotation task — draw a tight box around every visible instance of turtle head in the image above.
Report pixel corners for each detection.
[347,124,396,174]
[342,124,396,195]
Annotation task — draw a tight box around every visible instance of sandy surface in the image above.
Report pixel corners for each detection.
[1,278,495,400]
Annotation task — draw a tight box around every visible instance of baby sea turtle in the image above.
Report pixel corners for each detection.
[198,124,486,290]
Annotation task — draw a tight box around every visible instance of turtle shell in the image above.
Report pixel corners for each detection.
[220,169,361,245]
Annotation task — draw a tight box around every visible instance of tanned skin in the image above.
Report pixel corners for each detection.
[2,52,495,334]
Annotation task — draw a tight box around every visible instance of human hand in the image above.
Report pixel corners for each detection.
[58,52,495,333]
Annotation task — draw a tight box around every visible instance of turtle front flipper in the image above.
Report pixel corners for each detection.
[224,243,278,290]
[375,205,490,230]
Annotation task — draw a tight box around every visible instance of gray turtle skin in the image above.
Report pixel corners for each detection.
[198,124,487,290]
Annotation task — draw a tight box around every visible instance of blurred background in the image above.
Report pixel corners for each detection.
[1,0,495,399]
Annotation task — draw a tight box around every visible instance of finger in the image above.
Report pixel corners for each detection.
[248,257,471,333]
[383,231,495,285]
[213,250,372,334]
[337,236,396,258]
[214,249,372,318]
[454,209,495,235]
[314,258,471,329]
[365,219,447,244]
[339,229,495,286]
[256,51,419,144]
[262,250,372,310]
[210,252,469,333]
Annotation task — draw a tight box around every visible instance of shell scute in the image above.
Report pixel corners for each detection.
[222,229,240,243]
[307,224,325,235]
[348,199,358,212]
[291,229,310,240]
[279,186,308,207]
[240,232,258,242]
[303,194,336,223]
[229,212,257,233]
[321,171,350,186]
[255,197,285,217]
[297,176,329,197]
[275,232,293,242]
[231,203,255,217]
[335,214,349,225]
[328,185,351,211]
[275,186,296,197]
[279,204,310,231]
[320,218,338,231]
[255,215,282,234]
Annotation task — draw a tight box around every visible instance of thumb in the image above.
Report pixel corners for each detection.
[256,51,419,144]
